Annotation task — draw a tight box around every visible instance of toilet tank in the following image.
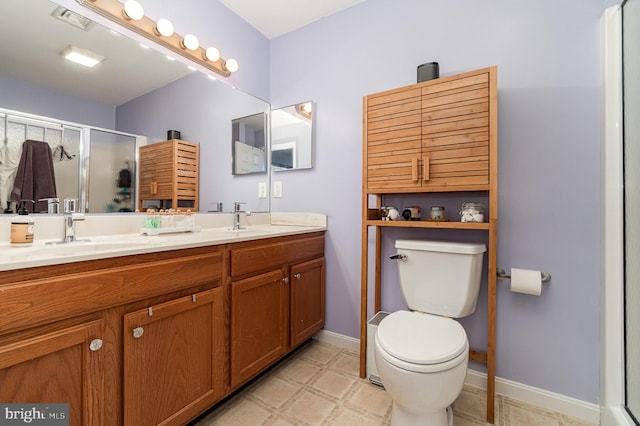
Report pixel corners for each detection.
[395,240,486,318]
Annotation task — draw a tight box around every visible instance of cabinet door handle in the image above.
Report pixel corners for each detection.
[89,339,103,352]
[294,273,301,280]
[132,327,144,339]
[151,182,157,194]
[423,155,430,181]
[411,158,419,182]
[282,277,289,284]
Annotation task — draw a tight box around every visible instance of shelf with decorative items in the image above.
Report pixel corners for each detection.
[360,66,498,423]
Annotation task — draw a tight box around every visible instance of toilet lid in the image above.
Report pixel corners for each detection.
[376,311,467,365]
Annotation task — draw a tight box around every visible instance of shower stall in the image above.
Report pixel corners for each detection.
[0,108,142,214]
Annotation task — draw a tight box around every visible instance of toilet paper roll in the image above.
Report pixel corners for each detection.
[510,268,542,296]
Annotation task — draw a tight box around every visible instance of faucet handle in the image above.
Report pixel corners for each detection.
[63,198,77,214]
[39,198,60,214]
[234,201,246,212]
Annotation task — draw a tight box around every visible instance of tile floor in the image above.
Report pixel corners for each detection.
[192,340,597,426]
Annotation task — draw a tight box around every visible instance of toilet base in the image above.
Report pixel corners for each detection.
[390,403,453,426]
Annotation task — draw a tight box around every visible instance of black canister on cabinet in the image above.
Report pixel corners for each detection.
[417,62,439,83]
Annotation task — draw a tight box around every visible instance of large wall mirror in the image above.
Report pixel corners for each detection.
[0,0,270,214]
[271,101,314,171]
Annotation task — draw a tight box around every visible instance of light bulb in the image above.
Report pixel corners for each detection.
[122,0,144,20]
[155,18,174,37]
[181,34,199,51]
[204,47,220,62]
[225,58,239,73]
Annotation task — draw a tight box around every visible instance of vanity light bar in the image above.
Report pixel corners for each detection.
[77,0,233,77]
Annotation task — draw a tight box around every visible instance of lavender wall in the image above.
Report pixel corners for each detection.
[0,75,115,129]
[268,0,608,403]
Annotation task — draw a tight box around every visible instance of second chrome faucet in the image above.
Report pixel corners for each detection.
[232,202,251,230]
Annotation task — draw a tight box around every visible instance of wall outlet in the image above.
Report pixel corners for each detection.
[273,181,283,198]
[258,182,267,198]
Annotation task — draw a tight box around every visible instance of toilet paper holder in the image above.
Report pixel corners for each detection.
[496,268,551,283]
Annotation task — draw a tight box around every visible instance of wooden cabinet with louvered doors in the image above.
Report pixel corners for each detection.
[365,86,422,191]
[364,67,496,193]
[138,139,199,211]
[123,288,224,426]
[421,69,493,191]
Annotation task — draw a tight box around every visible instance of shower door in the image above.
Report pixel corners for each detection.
[623,0,640,423]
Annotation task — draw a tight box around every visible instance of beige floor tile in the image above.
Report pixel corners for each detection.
[328,351,360,377]
[249,375,301,409]
[282,389,336,425]
[264,417,299,426]
[298,342,341,365]
[206,396,272,426]
[504,399,561,426]
[345,381,393,418]
[330,407,386,425]
[560,414,598,426]
[453,413,490,426]
[192,341,588,426]
[309,369,358,400]
[276,357,323,384]
[453,386,500,422]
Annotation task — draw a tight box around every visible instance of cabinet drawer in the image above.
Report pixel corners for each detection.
[0,250,222,335]
[230,234,324,277]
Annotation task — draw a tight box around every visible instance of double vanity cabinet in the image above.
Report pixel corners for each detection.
[0,230,325,425]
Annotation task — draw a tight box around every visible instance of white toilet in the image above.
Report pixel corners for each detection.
[374,239,486,426]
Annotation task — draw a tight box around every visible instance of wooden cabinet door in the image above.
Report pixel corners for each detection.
[230,269,288,389]
[0,320,104,426]
[123,288,224,426]
[138,141,175,209]
[365,86,422,191]
[290,257,325,347]
[421,69,492,190]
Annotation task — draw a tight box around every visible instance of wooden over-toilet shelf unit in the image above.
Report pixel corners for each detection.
[360,66,498,423]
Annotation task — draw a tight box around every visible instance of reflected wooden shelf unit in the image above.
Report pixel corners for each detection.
[360,66,498,423]
[138,139,199,211]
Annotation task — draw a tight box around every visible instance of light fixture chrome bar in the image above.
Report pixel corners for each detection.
[77,0,232,77]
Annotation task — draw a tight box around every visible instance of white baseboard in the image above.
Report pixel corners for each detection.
[316,332,600,425]
[313,330,360,353]
[465,369,600,424]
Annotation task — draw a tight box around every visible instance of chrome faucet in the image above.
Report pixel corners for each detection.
[232,202,251,230]
[62,198,85,243]
[39,198,60,214]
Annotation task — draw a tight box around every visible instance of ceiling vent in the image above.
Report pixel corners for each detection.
[51,6,95,31]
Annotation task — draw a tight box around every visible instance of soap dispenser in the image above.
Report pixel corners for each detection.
[10,200,35,246]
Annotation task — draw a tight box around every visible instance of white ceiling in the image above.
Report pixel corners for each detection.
[0,0,366,107]
[0,0,192,106]
[218,0,367,39]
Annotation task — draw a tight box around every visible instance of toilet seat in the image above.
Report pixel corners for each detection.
[376,310,468,373]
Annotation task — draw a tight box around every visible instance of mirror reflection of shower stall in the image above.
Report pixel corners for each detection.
[0,110,139,214]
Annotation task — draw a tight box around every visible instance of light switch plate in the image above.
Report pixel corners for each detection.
[273,181,283,198]
[258,182,267,198]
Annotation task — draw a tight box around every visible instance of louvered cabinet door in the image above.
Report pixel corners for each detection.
[421,69,493,191]
[365,87,422,191]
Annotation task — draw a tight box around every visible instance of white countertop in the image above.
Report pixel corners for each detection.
[0,212,327,271]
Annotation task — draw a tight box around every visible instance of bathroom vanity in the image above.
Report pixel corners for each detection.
[0,219,326,426]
